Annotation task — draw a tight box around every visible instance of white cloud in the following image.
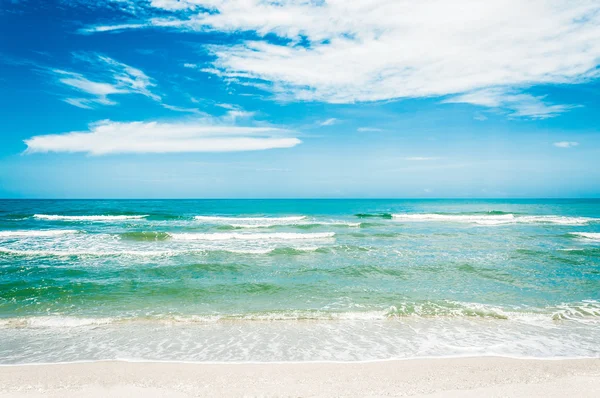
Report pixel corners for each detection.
[53,54,160,109]
[553,141,579,148]
[24,118,301,155]
[84,0,600,116]
[319,118,338,126]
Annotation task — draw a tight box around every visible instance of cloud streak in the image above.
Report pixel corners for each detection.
[53,54,160,109]
[24,118,301,155]
[319,118,338,126]
[553,141,579,148]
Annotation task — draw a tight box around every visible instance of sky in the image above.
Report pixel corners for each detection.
[0,0,599,198]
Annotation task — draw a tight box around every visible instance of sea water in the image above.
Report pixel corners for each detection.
[0,199,599,364]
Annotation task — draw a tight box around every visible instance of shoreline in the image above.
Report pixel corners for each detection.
[1,353,599,367]
[1,357,599,397]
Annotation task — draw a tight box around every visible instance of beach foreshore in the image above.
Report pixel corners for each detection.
[0,357,599,397]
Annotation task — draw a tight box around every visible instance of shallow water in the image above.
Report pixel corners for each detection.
[1,199,599,363]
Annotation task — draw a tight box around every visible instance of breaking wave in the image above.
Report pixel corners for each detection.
[569,232,600,242]
[0,245,324,257]
[34,214,148,221]
[2,301,598,329]
[0,230,79,238]
[169,232,335,241]
[392,213,596,225]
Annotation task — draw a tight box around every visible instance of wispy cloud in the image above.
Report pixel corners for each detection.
[24,117,301,155]
[53,54,160,109]
[82,0,600,117]
[553,141,579,148]
[445,88,577,119]
[161,104,205,114]
[357,127,384,132]
[319,118,338,126]
[404,157,439,161]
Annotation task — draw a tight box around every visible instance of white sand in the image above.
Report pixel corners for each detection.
[1,357,599,397]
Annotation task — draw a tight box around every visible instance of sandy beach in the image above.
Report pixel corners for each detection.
[0,357,599,397]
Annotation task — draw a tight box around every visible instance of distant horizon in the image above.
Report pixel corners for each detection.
[2,197,600,201]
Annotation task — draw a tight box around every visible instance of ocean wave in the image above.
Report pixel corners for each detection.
[354,213,393,219]
[0,247,182,257]
[2,301,598,329]
[392,213,596,225]
[551,301,600,321]
[120,231,171,241]
[0,245,322,257]
[169,232,335,241]
[195,215,306,224]
[569,232,600,242]
[0,230,79,238]
[194,215,360,229]
[229,221,362,228]
[0,316,115,329]
[33,214,148,221]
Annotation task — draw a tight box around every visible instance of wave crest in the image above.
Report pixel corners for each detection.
[34,214,148,221]
[392,213,596,225]
[0,230,79,238]
[569,232,600,241]
[170,232,335,241]
[2,301,598,329]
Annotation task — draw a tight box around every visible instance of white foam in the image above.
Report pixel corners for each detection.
[0,247,179,257]
[0,230,79,238]
[569,232,600,241]
[392,213,514,224]
[392,213,596,225]
[33,214,148,221]
[169,232,335,241]
[315,221,362,227]
[2,302,598,328]
[0,246,309,257]
[0,317,115,329]
[230,221,361,228]
[517,216,595,225]
[195,215,306,222]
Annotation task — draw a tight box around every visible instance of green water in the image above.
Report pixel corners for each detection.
[0,199,599,363]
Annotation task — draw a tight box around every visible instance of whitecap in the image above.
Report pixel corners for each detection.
[169,232,335,241]
[569,232,600,241]
[0,230,79,238]
[392,213,596,225]
[34,214,148,221]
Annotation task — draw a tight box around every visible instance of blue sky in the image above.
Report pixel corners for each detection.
[0,0,599,198]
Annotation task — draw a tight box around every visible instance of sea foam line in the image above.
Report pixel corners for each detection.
[1,301,598,329]
[0,230,79,238]
[169,232,335,241]
[0,246,317,257]
[392,214,596,225]
[195,215,306,222]
[33,214,148,221]
[229,221,361,228]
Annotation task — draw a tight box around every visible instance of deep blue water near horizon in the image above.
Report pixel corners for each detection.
[1,199,599,363]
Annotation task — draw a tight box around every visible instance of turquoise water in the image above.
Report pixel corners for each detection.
[1,199,599,363]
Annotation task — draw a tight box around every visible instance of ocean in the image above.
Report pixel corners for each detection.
[0,199,599,364]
